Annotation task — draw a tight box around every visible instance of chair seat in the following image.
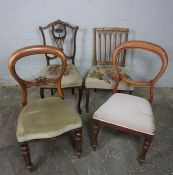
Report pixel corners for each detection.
[85,65,133,90]
[41,64,82,88]
[17,97,82,142]
[93,93,155,135]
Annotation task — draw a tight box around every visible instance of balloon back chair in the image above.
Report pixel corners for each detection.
[8,45,82,170]
[85,27,133,112]
[91,41,168,164]
[39,20,83,113]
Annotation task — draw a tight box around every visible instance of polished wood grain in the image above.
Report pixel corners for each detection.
[92,40,168,164]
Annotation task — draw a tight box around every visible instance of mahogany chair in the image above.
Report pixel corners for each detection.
[39,20,83,113]
[85,27,133,112]
[91,41,168,164]
[8,45,82,170]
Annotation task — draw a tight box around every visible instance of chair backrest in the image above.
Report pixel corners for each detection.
[39,19,79,65]
[93,27,129,66]
[112,40,168,102]
[8,45,67,107]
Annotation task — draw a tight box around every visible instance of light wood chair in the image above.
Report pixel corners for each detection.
[91,41,168,164]
[85,27,133,112]
[8,45,82,170]
[39,20,83,113]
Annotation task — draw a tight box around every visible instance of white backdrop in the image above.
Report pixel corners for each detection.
[0,0,173,86]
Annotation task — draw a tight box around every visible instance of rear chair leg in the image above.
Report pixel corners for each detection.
[19,143,33,170]
[78,87,82,114]
[86,88,90,113]
[74,128,82,158]
[72,88,75,95]
[129,90,133,95]
[51,89,54,96]
[40,88,44,98]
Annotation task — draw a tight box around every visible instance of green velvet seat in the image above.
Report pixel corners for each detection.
[8,45,83,169]
[17,97,82,142]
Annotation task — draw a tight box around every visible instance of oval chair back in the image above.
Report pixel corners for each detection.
[8,45,67,106]
[112,40,168,102]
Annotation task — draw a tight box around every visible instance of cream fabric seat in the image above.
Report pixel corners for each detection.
[93,93,155,135]
[85,65,133,90]
[17,97,82,142]
[41,64,82,88]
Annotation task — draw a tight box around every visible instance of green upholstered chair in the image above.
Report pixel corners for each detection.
[39,20,83,114]
[8,45,82,170]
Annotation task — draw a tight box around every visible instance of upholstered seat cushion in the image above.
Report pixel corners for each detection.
[17,97,82,142]
[93,93,155,135]
[41,64,82,88]
[85,65,133,90]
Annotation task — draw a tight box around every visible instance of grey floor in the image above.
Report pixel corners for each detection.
[0,86,173,175]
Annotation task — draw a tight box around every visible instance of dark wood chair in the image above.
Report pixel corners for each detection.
[85,27,133,113]
[39,20,83,113]
[8,45,82,170]
[91,41,168,164]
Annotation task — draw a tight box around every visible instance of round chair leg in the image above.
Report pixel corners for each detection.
[86,88,90,113]
[138,137,153,165]
[51,89,54,96]
[19,143,33,170]
[74,128,82,158]
[72,88,75,95]
[78,87,82,114]
[40,88,45,99]
[91,120,99,151]
[129,90,133,95]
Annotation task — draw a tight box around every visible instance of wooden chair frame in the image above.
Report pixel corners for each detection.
[85,27,132,113]
[8,45,82,170]
[91,41,168,164]
[39,19,82,113]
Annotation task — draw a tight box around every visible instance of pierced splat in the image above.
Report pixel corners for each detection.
[52,24,67,51]
[39,20,79,65]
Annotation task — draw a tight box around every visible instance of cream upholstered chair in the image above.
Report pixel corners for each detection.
[91,41,168,164]
[39,20,83,113]
[8,45,82,170]
[85,27,133,112]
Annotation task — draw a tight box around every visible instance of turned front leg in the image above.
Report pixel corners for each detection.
[91,120,100,151]
[138,137,153,165]
[19,143,33,170]
[74,128,82,158]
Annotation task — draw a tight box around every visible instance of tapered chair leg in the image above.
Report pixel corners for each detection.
[40,88,45,99]
[129,90,133,95]
[138,136,153,165]
[51,89,54,96]
[91,120,100,151]
[72,88,75,95]
[19,143,33,170]
[74,128,82,158]
[86,88,90,113]
[78,87,82,114]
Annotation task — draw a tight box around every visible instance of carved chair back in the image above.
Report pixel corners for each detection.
[112,41,168,102]
[93,27,129,66]
[39,20,79,65]
[8,45,67,107]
